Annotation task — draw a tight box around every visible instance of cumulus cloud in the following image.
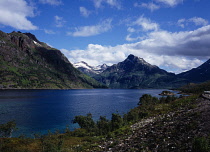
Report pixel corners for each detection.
[136,0,184,12]
[126,16,159,42]
[93,0,121,9]
[61,25,210,74]
[80,7,91,17]
[133,16,159,31]
[178,17,208,28]
[39,0,62,6]
[0,0,37,30]
[67,19,112,37]
[155,0,184,7]
[189,17,208,26]
[177,18,186,28]
[134,2,160,12]
[55,15,65,27]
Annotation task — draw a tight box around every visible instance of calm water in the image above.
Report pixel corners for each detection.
[0,89,175,137]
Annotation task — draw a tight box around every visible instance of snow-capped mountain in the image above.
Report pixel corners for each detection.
[93,54,187,89]
[73,61,109,76]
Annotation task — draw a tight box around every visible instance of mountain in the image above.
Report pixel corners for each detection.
[73,61,109,77]
[93,54,187,89]
[178,59,210,83]
[0,31,106,89]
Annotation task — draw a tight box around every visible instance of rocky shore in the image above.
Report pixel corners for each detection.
[159,90,175,96]
[99,97,210,151]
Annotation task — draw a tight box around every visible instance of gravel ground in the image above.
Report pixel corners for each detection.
[99,97,210,152]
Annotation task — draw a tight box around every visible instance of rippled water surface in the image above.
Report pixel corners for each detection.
[0,89,174,137]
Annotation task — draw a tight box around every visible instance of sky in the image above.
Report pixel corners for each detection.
[0,0,210,73]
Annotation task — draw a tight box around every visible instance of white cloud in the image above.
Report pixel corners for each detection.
[127,27,136,33]
[44,29,56,34]
[134,0,184,12]
[135,2,160,12]
[61,25,210,74]
[133,16,159,31]
[68,19,112,37]
[39,0,62,6]
[126,16,158,41]
[189,17,208,26]
[93,0,121,9]
[126,34,143,42]
[80,7,91,17]
[178,17,208,28]
[177,18,186,28]
[155,0,184,7]
[55,15,65,27]
[0,0,37,30]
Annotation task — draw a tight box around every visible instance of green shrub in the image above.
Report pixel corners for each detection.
[96,116,111,135]
[192,137,210,152]
[73,113,96,132]
[0,121,16,138]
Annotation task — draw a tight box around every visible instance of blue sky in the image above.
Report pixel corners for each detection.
[0,0,210,73]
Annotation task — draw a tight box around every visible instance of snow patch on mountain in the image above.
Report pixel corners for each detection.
[73,61,109,75]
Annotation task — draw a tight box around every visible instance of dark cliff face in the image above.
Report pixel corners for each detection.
[178,59,210,83]
[94,54,187,89]
[0,31,105,89]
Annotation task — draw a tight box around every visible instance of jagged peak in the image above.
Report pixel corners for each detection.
[100,64,109,69]
[9,31,42,46]
[24,32,41,44]
[127,54,136,60]
[126,54,147,64]
[122,54,158,70]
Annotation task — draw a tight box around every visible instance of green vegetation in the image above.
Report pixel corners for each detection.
[0,31,106,89]
[0,121,16,138]
[0,93,209,151]
[180,81,210,94]
[192,137,210,152]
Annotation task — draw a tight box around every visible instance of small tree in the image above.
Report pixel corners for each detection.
[138,94,159,105]
[97,116,110,135]
[0,121,16,138]
[111,113,123,131]
[72,113,96,132]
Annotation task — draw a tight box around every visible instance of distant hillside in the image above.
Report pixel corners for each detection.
[0,31,106,89]
[178,58,210,83]
[93,54,187,89]
[73,61,109,77]
[179,81,210,94]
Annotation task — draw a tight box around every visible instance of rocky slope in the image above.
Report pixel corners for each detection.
[73,61,109,77]
[99,96,210,151]
[93,54,187,89]
[178,58,210,83]
[0,31,105,89]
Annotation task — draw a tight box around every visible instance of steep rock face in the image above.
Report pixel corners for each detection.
[0,31,105,89]
[73,61,109,77]
[178,59,210,83]
[94,54,187,89]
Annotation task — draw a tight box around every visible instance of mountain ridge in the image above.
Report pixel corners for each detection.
[72,54,210,89]
[73,61,109,77]
[92,54,187,89]
[0,30,106,89]
[178,58,210,83]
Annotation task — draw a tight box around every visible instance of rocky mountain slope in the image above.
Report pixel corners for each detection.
[0,31,105,89]
[178,58,210,83]
[99,96,210,151]
[93,54,187,89]
[73,61,109,77]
